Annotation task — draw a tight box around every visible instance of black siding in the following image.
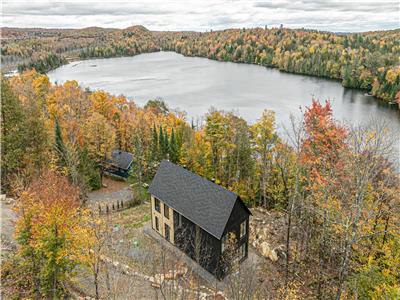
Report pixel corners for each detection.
[219,198,250,277]
[173,210,222,277]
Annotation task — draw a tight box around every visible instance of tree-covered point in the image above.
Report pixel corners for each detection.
[17,53,67,74]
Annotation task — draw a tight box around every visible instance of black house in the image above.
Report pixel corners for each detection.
[105,150,133,178]
[149,160,251,279]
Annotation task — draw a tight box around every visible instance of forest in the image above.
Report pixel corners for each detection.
[1,70,399,298]
[2,26,400,103]
[156,28,400,103]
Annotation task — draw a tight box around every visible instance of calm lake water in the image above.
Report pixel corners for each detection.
[48,51,399,131]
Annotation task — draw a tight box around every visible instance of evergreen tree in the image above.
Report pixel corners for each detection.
[54,118,66,168]
[159,126,165,156]
[78,147,101,190]
[164,129,169,158]
[1,79,27,192]
[151,124,159,161]
[169,128,179,163]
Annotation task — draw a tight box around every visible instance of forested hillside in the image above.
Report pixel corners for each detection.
[1,71,399,298]
[1,26,159,73]
[156,28,400,102]
[2,26,399,102]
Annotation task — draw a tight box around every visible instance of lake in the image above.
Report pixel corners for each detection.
[48,51,399,130]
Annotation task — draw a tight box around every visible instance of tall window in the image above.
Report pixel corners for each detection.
[221,234,227,252]
[164,203,169,219]
[165,224,170,242]
[240,220,247,238]
[155,216,159,231]
[154,198,160,212]
[240,243,246,259]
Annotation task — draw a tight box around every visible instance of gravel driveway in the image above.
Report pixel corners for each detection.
[88,186,133,204]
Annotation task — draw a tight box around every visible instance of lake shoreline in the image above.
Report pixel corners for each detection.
[43,50,399,109]
[48,51,400,130]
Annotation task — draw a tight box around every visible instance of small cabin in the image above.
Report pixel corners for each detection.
[149,160,251,279]
[105,150,133,178]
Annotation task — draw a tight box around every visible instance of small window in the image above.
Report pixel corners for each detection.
[240,220,247,238]
[178,214,182,227]
[164,203,169,219]
[240,243,246,259]
[154,198,160,212]
[155,216,159,231]
[221,234,227,252]
[165,223,170,241]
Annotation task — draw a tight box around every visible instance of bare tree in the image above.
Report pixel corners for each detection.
[335,119,399,299]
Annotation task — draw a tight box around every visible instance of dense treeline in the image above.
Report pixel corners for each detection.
[17,53,67,73]
[1,26,160,73]
[156,28,400,102]
[1,71,399,298]
[78,26,160,59]
[2,26,399,103]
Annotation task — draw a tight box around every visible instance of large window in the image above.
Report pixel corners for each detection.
[165,223,170,241]
[240,220,247,239]
[240,243,246,260]
[155,216,159,231]
[154,198,160,212]
[221,234,227,252]
[164,203,169,219]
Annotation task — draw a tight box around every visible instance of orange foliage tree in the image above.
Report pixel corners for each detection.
[14,171,90,298]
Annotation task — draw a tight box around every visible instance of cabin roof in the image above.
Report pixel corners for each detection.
[149,160,250,239]
[109,150,133,170]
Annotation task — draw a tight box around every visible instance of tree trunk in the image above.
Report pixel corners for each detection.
[94,264,99,300]
[317,198,328,300]
[285,200,293,286]
[382,215,390,245]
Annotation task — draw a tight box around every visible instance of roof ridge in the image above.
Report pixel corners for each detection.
[160,160,238,197]
[149,160,239,239]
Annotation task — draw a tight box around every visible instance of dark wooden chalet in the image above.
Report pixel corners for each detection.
[149,160,251,279]
[105,150,133,178]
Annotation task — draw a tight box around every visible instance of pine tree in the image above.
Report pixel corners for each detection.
[159,126,165,157]
[1,79,27,192]
[164,129,169,158]
[54,118,66,168]
[151,124,159,161]
[169,128,179,163]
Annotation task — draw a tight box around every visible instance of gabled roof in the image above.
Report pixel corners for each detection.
[109,150,133,170]
[149,160,250,239]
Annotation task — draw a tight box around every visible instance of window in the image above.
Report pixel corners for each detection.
[221,234,227,252]
[178,214,182,227]
[154,198,160,212]
[240,220,247,238]
[155,216,159,231]
[165,223,170,241]
[164,203,169,219]
[240,243,246,260]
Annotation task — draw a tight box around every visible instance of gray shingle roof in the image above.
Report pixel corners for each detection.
[110,150,133,170]
[149,160,240,239]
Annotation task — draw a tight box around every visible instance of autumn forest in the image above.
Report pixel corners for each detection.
[1,24,400,299]
[2,26,400,103]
